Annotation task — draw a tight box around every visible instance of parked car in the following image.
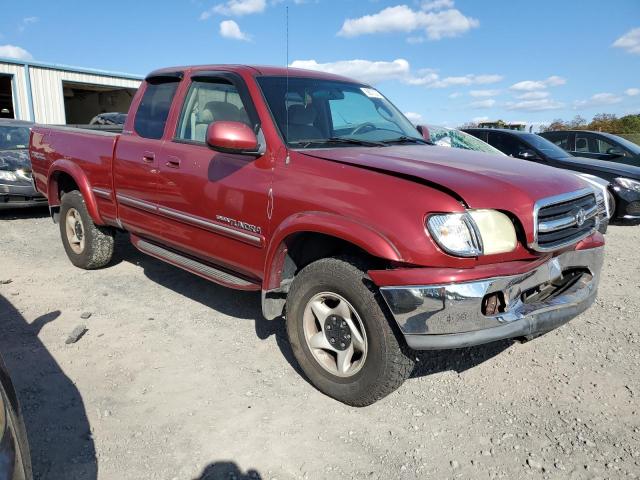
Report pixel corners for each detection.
[464,128,640,224]
[420,125,611,231]
[0,120,47,209]
[89,112,127,126]
[30,65,605,406]
[0,353,32,480]
[539,130,640,165]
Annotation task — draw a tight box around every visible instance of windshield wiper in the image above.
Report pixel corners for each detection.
[380,136,434,146]
[289,137,386,148]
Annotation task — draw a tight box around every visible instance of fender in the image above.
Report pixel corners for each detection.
[263,210,403,293]
[47,160,104,225]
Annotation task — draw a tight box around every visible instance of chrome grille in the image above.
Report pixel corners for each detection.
[533,189,598,252]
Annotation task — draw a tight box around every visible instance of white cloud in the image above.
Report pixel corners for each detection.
[290,58,411,84]
[510,76,566,91]
[574,93,623,108]
[469,99,496,109]
[201,0,266,19]
[625,88,640,96]
[290,58,502,89]
[421,0,454,11]
[469,89,500,97]
[505,99,564,111]
[613,27,640,55]
[404,111,423,124]
[18,16,38,32]
[219,20,251,40]
[338,4,479,40]
[449,92,462,99]
[0,45,33,60]
[515,91,549,100]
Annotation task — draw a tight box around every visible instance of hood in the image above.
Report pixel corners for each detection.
[0,149,31,172]
[557,155,640,179]
[301,145,586,211]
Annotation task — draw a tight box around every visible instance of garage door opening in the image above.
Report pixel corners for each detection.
[0,75,15,119]
[62,81,137,124]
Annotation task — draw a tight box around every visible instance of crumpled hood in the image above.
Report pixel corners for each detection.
[0,149,31,172]
[301,145,588,241]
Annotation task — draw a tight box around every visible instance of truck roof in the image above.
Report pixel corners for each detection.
[145,64,361,84]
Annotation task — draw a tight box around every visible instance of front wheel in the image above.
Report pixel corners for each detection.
[59,190,115,269]
[285,257,414,406]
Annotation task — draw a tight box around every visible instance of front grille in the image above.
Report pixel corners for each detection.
[534,190,598,251]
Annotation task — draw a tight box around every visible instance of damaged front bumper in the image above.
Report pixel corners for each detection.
[379,247,604,350]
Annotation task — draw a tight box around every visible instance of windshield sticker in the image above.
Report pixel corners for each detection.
[361,87,384,99]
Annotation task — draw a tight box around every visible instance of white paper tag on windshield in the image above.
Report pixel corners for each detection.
[361,87,384,99]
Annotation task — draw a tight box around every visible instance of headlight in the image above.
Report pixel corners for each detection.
[0,170,18,182]
[614,177,640,193]
[427,210,517,257]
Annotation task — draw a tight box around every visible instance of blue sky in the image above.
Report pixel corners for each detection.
[2,0,639,129]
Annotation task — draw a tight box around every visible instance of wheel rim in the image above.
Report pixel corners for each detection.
[302,292,368,378]
[65,208,85,254]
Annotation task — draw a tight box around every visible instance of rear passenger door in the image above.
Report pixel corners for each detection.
[114,74,181,234]
[154,72,272,280]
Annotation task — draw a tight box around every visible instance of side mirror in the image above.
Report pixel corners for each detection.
[518,149,539,160]
[416,125,431,142]
[206,121,259,154]
[606,147,625,157]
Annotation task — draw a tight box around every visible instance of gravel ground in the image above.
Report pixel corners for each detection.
[0,208,639,480]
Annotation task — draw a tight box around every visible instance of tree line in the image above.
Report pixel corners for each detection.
[539,113,640,133]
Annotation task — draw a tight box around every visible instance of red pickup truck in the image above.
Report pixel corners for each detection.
[30,65,605,406]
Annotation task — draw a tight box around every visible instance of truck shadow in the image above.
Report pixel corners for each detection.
[193,461,262,479]
[0,294,97,480]
[112,233,513,383]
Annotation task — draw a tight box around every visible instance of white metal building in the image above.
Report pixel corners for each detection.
[0,57,142,124]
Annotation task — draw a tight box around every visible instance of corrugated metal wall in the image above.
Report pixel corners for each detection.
[0,62,30,120]
[29,67,141,124]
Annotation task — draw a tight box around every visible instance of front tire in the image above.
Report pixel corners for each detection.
[286,257,414,406]
[59,190,115,269]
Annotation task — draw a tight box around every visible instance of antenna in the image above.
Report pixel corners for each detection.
[285,5,290,148]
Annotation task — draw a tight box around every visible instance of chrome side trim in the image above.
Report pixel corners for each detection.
[530,188,597,252]
[380,246,603,342]
[116,193,157,213]
[157,206,263,247]
[92,187,112,200]
[136,239,255,288]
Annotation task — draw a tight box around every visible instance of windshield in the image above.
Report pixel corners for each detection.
[428,125,505,155]
[522,133,571,159]
[0,125,30,150]
[257,76,423,147]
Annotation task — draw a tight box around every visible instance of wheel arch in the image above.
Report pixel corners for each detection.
[261,212,403,320]
[47,160,103,225]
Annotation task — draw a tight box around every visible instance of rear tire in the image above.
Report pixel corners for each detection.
[285,257,414,406]
[59,190,115,269]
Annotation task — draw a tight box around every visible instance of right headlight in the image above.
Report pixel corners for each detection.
[0,170,18,182]
[426,209,517,257]
[614,177,640,193]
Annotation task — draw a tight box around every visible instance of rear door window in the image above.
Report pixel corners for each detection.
[134,80,181,139]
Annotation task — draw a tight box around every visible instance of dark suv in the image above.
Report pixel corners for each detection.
[539,130,640,165]
[463,128,640,224]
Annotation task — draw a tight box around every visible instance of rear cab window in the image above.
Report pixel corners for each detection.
[134,76,181,139]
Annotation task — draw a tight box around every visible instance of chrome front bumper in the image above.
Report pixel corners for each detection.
[380,247,604,350]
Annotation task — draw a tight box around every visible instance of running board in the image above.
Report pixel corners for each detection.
[134,238,259,290]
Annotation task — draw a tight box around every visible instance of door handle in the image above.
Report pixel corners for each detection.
[166,156,181,169]
[142,152,155,164]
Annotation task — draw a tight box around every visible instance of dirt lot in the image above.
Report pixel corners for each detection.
[0,208,639,480]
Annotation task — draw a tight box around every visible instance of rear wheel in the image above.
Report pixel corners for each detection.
[59,190,115,269]
[286,257,414,406]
